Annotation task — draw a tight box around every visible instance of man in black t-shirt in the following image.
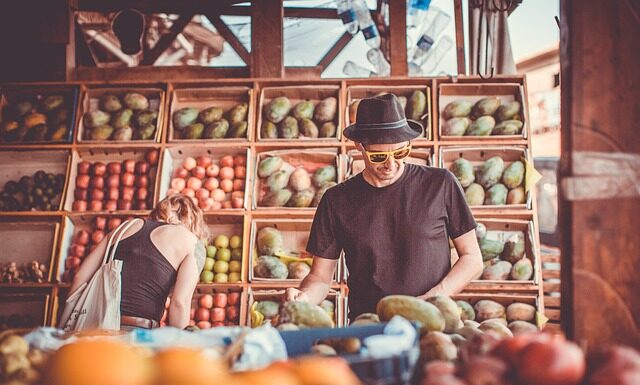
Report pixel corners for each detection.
[285,93,483,321]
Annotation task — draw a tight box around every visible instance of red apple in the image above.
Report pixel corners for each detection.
[233,155,246,167]
[65,256,82,270]
[70,244,86,257]
[136,188,148,201]
[197,155,212,168]
[220,155,234,168]
[94,216,106,230]
[74,188,88,201]
[211,201,222,210]
[193,166,206,179]
[190,308,196,319]
[203,178,219,191]
[226,306,239,321]
[196,308,210,322]
[146,150,159,166]
[75,230,90,246]
[76,174,90,189]
[107,218,122,231]
[196,321,211,329]
[220,179,233,193]
[121,186,135,202]
[232,179,244,192]
[182,188,195,198]
[123,159,136,174]
[205,164,219,177]
[221,201,232,209]
[170,178,186,191]
[90,188,105,202]
[213,293,227,308]
[135,161,149,175]
[198,294,214,309]
[72,200,87,211]
[121,172,135,187]
[195,188,210,200]
[234,166,246,179]
[186,177,202,191]
[182,157,197,171]
[107,174,120,188]
[174,167,189,179]
[211,189,225,202]
[77,161,91,175]
[92,230,105,244]
[210,307,226,322]
[136,175,149,188]
[93,162,107,177]
[166,189,179,197]
[105,200,118,211]
[89,200,103,211]
[231,197,244,209]
[118,200,132,210]
[227,292,240,306]
[231,191,244,199]
[219,167,234,181]
[90,176,105,189]
[107,162,122,175]
[199,197,214,211]
[108,187,119,201]
[212,321,225,328]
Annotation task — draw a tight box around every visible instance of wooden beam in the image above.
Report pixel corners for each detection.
[207,13,250,65]
[317,32,353,69]
[77,0,243,13]
[76,66,249,81]
[284,66,323,80]
[251,0,283,78]
[389,0,407,76]
[140,13,195,65]
[454,0,466,75]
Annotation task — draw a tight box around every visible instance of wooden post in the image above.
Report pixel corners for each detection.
[560,0,640,348]
[389,0,408,76]
[251,0,284,78]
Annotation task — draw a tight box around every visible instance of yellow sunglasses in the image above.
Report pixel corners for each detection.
[364,143,412,164]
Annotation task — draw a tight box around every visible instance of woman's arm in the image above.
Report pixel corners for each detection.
[69,231,111,294]
[168,242,200,328]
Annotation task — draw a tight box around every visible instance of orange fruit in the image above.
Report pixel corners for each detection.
[153,348,228,385]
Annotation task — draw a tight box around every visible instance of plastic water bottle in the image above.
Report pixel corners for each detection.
[412,7,451,64]
[367,48,390,76]
[407,0,432,28]
[335,0,358,35]
[343,60,373,77]
[353,0,380,48]
[412,35,454,74]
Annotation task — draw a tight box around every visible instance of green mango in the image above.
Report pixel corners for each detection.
[471,97,501,118]
[289,168,312,191]
[111,108,133,130]
[477,156,505,189]
[312,166,337,188]
[15,101,34,117]
[507,187,526,205]
[466,115,495,136]
[299,118,319,138]
[506,302,536,323]
[292,100,315,120]
[255,300,280,319]
[279,301,335,328]
[183,123,205,140]
[123,92,149,110]
[450,158,475,188]
[261,121,278,139]
[474,300,505,322]
[83,110,110,128]
[509,321,538,336]
[406,90,427,121]
[257,227,285,255]
[198,106,224,125]
[492,119,523,135]
[228,121,248,138]
[265,96,292,123]
[502,161,525,189]
[482,261,512,280]
[133,109,158,128]
[464,183,485,206]
[456,301,475,322]
[510,258,533,281]
[484,183,508,205]
[173,107,199,130]
[113,126,133,141]
[502,233,526,263]
[228,103,248,125]
[135,124,156,140]
[475,223,487,240]
[266,170,290,192]
[313,97,337,123]
[99,94,122,112]
[377,295,445,333]
[41,95,64,112]
[261,189,293,207]
[312,181,336,206]
[479,238,505,261]
[443,117,470,136]
[495,101,521,122]
[258,156,283,178]
[442,100,472,119]
[287,189,314,208]
[426,295,461,333]
[319,122,337,138]
[203,119,229,139]
[397,96,408,111]
[89,124,114,140]
[253,255,288,279]
[278,116,299,139]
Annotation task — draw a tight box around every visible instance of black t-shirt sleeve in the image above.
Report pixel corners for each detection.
[306,190,342,260]
[444,170,477,239]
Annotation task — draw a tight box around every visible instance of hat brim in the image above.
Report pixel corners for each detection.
[343,119,423,145]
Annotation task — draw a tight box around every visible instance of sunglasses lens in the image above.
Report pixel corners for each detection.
[393,148,411,159]
[369,153,389,163]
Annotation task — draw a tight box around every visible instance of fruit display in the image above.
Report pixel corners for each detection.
[0,261,49,284]
[251,225,318,281]
[0,90,75,143]
[0,170,65,211]
[200,233,243,283]
[446,152,528,207]
[250,293,337,328]
[440,96,525,137]
[172,102,249,140]
[70,149,158,212]
[164,153,246,210]
[254,152,338,208]
[81,91,160,141]
[260,94,338,139]
[161,291,242,328]
[0,334,51,385]
[61,216,133,282]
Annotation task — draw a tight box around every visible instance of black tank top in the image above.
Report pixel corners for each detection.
[115,219,178,322]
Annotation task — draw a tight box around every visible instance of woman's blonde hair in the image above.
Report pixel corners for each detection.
[150,194,209,241]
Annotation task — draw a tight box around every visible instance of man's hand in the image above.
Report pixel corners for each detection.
[416,283,445,300]
[284,287,310,303]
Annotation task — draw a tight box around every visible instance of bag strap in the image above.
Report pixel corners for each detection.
[102,218,142,264]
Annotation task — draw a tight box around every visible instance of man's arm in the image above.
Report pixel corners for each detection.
[418,229,483,299]
[285,256,338,304]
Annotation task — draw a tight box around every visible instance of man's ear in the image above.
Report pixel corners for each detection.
[354,142,364,151]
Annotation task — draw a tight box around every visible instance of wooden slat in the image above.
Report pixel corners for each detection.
[542,269,561,279]
[141,13,195,65]
[76,66,249,81]
[454,0,466,74]
[251,0,283,78]
[544,281,561,293]
[77,0,242,13]
[544,322,562,331]
[207,13,250,65]
[389,0,408,76]
[318,32,354,70]
[542,253,561,263]
[546,308,561,322]
[544,296,561,308]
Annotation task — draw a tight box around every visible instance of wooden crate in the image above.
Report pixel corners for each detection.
[0,84,79,144]
[439,146,532,210]
[253,148,341,211]
[437,83,528,140]
[246,288,343,328]
[0,292,51,329]
[257,85,341,141]
[0,221,60,284]
[76,86,165,143]
[343,147,433,180]
[156,146,251,211]
[346,84,432,140]
[454,292,545,329]
[0,150,71,212]
[63,148,160,213]
[202,214,247,284]
[187,285,246,328]
[168,86,253,142]
[248,218,341,284]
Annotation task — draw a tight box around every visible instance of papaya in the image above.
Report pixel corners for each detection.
[507,187,526,204]
[426,296,461,333]
[257,227,284,255]
[506,302,536,323]
[278,116,299,139]
[492,120,523,135]
[464,183,485,206]
[299,118,319,138]
[172,107,199,130]
[456,300,475,322]
[253,255,288,279]
[495,100,521,122]
[471,97,501,118]
[407,90,427,121]
[477,156,505,189]
[501,232,526,263]
[279,301,335,328]
[482,261,512,280]
[261,121,278,139]
[442,100,473,119]
[265,96,292,123]
[484,184,508,205]
[312,166,336,187]
[377,295,445,333]
[314,97,337,123]
[198,106,224,125]
[261,189,293,207]
[450,158,475,188]
[510,257,533,281]
[227,103,248,124]
[502,161,525,189]
[319,122,337,138]
[443,117,470,136]
[203,119,229,139]
[258,156,283,178]
[479,238,505,261]
[474,300,505,322]
[292,100,315,120]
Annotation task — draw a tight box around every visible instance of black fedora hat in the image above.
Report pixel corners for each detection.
[343,93,423,145]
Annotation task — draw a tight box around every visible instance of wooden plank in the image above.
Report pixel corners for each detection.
[542,253,561,263]
[454,0,466,74]
[389,0,408,76]
[141,13,195,65]
[545,296,561,308]
[251,0,283,78]
[76,66,249,81]
[283,67,324,81]
[544,281,560,293]
[546,308,561,322]
[560,0,640,348]
[318,32,354,69]
[544,322,562,331]
[77,0,241,13]
[542,269,561,279]
[207,13,250,65]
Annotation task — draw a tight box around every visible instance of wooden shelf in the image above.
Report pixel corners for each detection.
[0,283,55,289]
